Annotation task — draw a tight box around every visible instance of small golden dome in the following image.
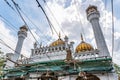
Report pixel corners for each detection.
[76,34,94,53]
[50,33,65,47]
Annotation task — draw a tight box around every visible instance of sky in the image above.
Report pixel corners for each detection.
[0,0,120,65]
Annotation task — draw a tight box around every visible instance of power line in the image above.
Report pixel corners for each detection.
[18,9,51,42]
[3,0,62,67]
[11,0,27,25]
[11,0,39,44]
[4,0,51,44]
[0,32,16,44]
[0,39,28,59]
[4,0,15,11]
[36,0,54,34]
[0,39,15,52]
[4,0,56,46]
[111,0,114,58]
[0,14,17,32]
[74,0,86,40]
[36,0,59,37]
[11,0,59,66]
[43,0,65,36]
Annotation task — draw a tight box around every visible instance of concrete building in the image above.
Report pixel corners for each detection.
[2,5,118,80]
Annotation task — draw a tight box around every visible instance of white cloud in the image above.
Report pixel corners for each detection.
[45,0,120,64]
[0,0,120,65]
[0,20,39,58]
[0,20,16,53]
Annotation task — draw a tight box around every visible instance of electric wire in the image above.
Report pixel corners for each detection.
[0,39,15,52]
[11,0,39,44]
[104,0,107,35]
[0,33,16,44]
[17,6,53,46]
[3,0,66,69]
[0,39,28,60]
[4,0,56,47]
[11,0,26,25]
[18,9,50,45]
[18,8,51,42]
[43,0,65,36]
[74,0,86,40]
[0,39,27,58]
[111,0,114,58]
[36,0,54,34]
[0,16,31,58]
[4,0,59,66]
[0,15,17,32]
[4,0,51,45]
[4,0,15,11]
[36,0,59,37]
[17,0,59,65]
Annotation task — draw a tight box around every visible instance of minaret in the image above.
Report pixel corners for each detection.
[86,5,110,57]
[64,35,69,49]
[15,25,28,55]
[5,25,28,67]
[13,25,28,61]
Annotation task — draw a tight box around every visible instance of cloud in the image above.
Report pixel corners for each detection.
[45,0,120,64]
[0,0,120,65]
[0,20,16,53]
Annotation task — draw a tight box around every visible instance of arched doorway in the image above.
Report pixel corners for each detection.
[38,71,58,80]
[76,72,100,80]
[15,77,25,80]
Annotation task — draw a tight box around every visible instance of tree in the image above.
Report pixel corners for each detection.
[0,49,6,77]
[114,64,120,80]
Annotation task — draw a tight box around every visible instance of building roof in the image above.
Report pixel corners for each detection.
[3,58,113,78]
[50,33,65,47]
[76,34,94,53]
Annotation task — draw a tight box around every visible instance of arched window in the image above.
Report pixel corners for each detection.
[63,47,65,50]
[35,50,37,54]
[59,47,61,50]
[52,48,54,51]
[48,48,50,51]
[55,47,57,51]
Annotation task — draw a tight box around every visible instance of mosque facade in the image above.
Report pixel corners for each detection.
[3,5,118,80]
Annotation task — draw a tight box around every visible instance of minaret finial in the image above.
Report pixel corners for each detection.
[59,32,61,39]
[81,34,84,41]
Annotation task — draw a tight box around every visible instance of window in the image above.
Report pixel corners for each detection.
[52,48,54,51]
[55,47,57,50]
[59,47,61,50]
[63,47,65,50]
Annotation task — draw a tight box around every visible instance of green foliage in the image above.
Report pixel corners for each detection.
[0,50,6,76]
[114,63,120,78]
[114,64,120,73]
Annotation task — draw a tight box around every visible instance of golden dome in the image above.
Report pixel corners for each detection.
[76,34,94,53]
[50,33,65,47]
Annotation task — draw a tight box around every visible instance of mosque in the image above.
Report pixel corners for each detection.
[2,5,118,80]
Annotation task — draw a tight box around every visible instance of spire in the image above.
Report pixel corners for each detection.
[59,32,61,39]
[34,42,37,48]
[81,34,84,41]
[40,42,42,48]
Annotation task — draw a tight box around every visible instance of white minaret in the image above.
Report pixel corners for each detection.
[13,25,28,60]
[86,5,110,57]
[5,25,28,67]
[64,35,69,49]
